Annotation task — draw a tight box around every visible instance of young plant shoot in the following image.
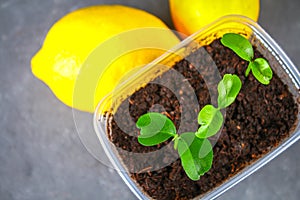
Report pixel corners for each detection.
[136,74,242,181]
[196,74,241,138]
[136,112,213,181]
[221,33,273,85]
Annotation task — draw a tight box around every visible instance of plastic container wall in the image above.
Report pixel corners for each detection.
[94,15,300,200]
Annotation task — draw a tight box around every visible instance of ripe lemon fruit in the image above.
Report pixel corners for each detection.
[169,0,260,36]
[31,5,179,112]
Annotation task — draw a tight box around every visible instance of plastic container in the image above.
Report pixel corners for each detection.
[94,15,300,200]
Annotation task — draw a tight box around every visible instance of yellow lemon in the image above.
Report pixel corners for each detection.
[169,0,260,36]
[31,5,179,112]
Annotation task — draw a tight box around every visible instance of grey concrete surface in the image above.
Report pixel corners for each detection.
[0,0,299,199]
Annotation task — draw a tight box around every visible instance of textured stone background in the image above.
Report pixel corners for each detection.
[0,0,299,199]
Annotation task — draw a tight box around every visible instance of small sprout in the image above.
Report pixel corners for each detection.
[221,33,273,85]
[136,113,214,180]
[136,74,242,181]
[196,74,241,139]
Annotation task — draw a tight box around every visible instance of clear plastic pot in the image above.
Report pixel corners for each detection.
[94,15,300,199]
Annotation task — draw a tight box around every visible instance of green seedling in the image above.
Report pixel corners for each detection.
[196,74,241,138]
[136,112,213,181]
[221,33,273,85]
[136,74,242,181]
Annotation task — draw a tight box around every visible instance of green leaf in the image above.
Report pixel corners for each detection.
[196,105,223,138]
[136,112,176,146]
[177,132,213,181]
[250,58,273,85]
[221,33,254,62]
[218,74,242,109]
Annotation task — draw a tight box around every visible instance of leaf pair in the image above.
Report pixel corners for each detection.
[221,33,273,85]
[136,113,213,181]
[196,74,241,138]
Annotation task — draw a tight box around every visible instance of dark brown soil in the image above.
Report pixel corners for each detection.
[106,39,298,200]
